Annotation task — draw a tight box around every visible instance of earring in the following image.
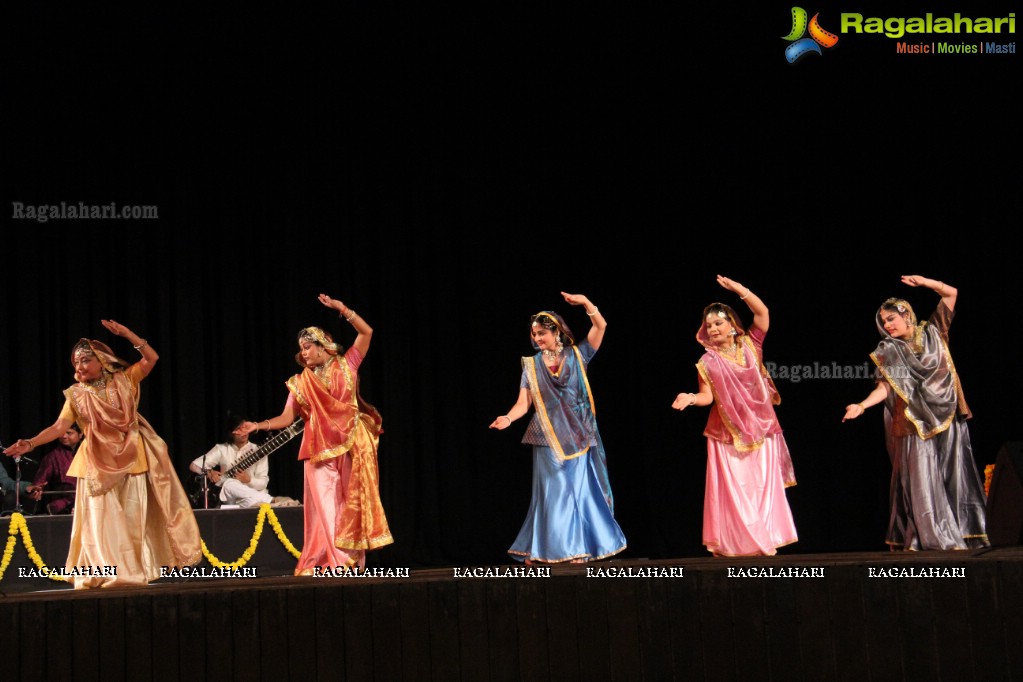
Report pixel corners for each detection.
[729,329,737,336]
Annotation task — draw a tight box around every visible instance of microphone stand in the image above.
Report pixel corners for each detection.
[1,439,36,515]
[13,454,39,514]
[14,454,24,514]
[201,450,211,510]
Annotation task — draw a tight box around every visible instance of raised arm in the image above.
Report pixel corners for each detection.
[102,319,159,376]
[319,293,373,357]
[561,292,606,350]
[901,275,957,312]
[717,275,768,332]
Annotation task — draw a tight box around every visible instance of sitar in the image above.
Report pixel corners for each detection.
[219,420,305,481]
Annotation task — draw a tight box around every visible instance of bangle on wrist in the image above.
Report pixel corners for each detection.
[344,309,357,322]
[586,307,599,316]
[740,288,751,300]
[263,420,271,431]
[502,415,511,423]
[133,339,147,351]
[25,438,34,450]
[858,403,866,412]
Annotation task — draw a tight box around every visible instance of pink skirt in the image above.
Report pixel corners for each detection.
[703,434,798,557]
[294,455,363,574]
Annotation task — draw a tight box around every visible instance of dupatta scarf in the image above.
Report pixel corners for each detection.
[695,313,782,452]
[521,344,614,510]
[870,301,969,440]
[287,354,383,463]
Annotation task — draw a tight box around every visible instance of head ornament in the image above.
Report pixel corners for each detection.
[530,311,576,348]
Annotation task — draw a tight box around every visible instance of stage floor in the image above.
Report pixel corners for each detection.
[4,504,1022,680]
[2,544,1021,680]
[5,544,1021,599]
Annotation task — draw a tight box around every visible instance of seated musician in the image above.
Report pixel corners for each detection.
[25,424,82,514]
[1,457,33,513]
[189,414,299,509]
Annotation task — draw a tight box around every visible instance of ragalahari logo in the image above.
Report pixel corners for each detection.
[782,7,839,63]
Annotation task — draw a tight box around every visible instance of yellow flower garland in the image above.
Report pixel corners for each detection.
[1,505,303,583]
[0,513,69,582]
[200,503,303,569]
[984,463,995,497]
[266,507,303,558]
[0,534,16,582]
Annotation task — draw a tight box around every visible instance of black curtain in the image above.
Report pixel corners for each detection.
[3,3,1019,567]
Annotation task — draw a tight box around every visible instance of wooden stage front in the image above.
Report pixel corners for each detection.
[2,523,1021,681]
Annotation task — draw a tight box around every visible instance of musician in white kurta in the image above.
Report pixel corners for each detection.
[189,416,273,508]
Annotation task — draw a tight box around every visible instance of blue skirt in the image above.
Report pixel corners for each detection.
[508,445,627,563]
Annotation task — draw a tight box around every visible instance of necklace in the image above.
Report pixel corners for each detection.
[81,374,117,408]
[312,355,337,385]
[715,342,739,359]
[542,348,564,372]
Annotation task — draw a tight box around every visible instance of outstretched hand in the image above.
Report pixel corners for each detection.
[900,275,925,287]
[560,292,589,306]
[489,416,512,430]
[716,275,744,295]
[671,393,696,411]
[842,404,864,422]
[101,319,133,338]
[3,440,31,457]
[238,421,259,436]
[318,293,345,312]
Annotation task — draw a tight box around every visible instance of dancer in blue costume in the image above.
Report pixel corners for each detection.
[490,292,627,564]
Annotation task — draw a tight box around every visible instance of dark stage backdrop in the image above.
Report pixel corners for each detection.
[3,3,1019,567]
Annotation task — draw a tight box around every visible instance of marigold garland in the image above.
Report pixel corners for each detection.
[0,513,69,583]
[200,503,302,569]
[266,507,303,559]
[984,464,995,497]
[0,533,16,582]
[2,505,303,583]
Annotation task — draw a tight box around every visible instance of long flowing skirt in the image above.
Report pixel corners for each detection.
[66,473,180,588]
[294,421,394,575]
[295,454,364,573]
[703,434,798,557]
[508,445,627,563]
[886,418,988,550]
